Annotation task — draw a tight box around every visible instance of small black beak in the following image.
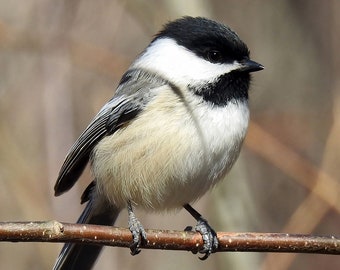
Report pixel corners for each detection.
[238,59,264,73]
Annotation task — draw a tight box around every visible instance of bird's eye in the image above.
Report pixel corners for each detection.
[206,50,223,63]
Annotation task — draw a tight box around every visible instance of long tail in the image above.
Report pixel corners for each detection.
[53,194,120,270]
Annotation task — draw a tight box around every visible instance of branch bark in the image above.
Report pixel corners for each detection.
[0,221,339,255]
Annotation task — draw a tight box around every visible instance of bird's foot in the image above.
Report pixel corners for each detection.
[127,202,147,255]
[183,204,218,260]
[194,217,218,260]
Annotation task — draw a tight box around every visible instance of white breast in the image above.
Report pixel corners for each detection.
[92,86,249,211]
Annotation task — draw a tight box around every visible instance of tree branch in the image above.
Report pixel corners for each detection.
[0,221,339,255]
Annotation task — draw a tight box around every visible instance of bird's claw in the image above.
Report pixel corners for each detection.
[127,201,147,255]
[128,214,147,255]
[190,217,218,260]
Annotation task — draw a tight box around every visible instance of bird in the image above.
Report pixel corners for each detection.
[53,16,263,269]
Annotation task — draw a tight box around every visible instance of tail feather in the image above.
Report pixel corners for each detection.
[53,197,120,270]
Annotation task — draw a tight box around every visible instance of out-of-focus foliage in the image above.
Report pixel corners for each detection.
[0,0,339,269]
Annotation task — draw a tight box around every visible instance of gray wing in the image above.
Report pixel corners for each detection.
[54,69,168,196]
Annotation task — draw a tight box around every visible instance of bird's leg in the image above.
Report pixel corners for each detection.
[183,204,218,260]
[127,201,147,255]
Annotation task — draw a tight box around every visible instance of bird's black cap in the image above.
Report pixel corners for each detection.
[154,16,250,64]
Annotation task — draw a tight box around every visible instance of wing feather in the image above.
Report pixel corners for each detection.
[54,69,168,196]
[54,97,132,195]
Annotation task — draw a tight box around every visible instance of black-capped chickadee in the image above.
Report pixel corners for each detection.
[53,16,263,269]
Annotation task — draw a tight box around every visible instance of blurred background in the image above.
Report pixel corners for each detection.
[0,0,339,269]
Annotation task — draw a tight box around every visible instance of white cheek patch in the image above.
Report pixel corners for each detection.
[132,38,240,87]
